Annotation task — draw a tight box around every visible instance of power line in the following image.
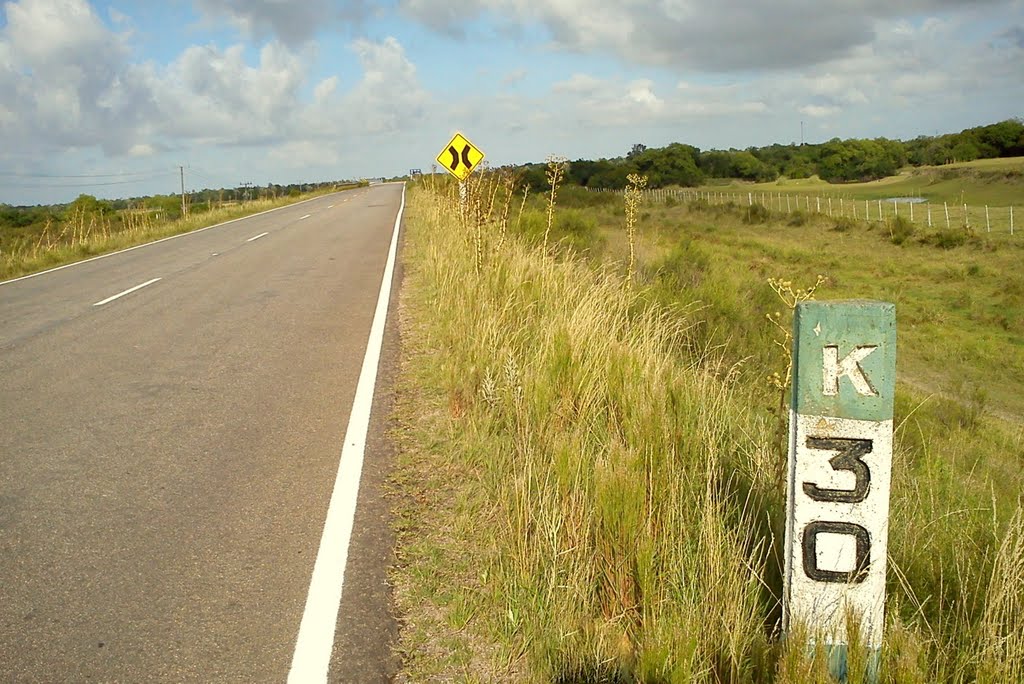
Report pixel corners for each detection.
[0,173,176,189]
[185,167,224,187]
[0,168,173,179]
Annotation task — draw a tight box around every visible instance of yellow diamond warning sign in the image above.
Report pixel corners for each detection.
[436,132,485,181]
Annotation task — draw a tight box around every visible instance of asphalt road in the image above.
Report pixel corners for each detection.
[0,185,403,682]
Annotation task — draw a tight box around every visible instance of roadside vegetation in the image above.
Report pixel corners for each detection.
[0,181,366,281]
[392,167,1023,682]
[511,119,1024,192]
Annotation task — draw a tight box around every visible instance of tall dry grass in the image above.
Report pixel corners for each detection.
[394,172,1024,682]
[0,189,346,281]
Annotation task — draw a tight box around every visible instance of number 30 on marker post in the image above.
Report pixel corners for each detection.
[783,301,896,682]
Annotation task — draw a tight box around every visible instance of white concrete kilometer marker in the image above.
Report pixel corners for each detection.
[246,232,269,242]
[783,301,896,682]
[92,277,162,306]
[300,214,311,220]
[288,184,406,683]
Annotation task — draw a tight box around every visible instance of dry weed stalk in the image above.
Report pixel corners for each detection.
[472,175,485,274]
[33,218,51,254]
[624,173,648,287]
[765,275,826,393]
[486,169,502,219]
[764,275,826,482]
[543,156,567,249]
[497,173,518,249]
[515,184,529,234]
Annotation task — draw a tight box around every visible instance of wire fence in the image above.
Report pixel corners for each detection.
[631,188,1018,235]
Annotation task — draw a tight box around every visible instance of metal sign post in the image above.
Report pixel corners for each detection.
[783,301,896,682]
[435,132,484,222]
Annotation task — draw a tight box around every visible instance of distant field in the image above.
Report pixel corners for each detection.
[702,156,1024,207]
[570,187,1024,421]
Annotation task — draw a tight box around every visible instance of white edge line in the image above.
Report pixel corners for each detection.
[0,191,344,287]
[287,183,405,683]
[247,232,269,242]
[93,277,162,307]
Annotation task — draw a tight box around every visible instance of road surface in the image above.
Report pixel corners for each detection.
[0,185,404,682]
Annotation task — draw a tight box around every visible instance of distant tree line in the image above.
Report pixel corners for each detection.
[517,118,1024,190]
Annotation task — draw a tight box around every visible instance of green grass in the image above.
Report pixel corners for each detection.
[392,175,1024,682]
[698,157,1024,207]
[506,189,1024,423]
[0,184,365,282]
[647,205,1023,421]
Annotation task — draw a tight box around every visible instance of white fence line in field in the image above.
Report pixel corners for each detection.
[616,187,1019,235]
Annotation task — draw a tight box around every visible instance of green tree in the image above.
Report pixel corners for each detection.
[951,139,981,162]
[627,143,648,159]
[67,194,113,217]
[731,150,775,181]
[699,150,736,178]
[632,143,703,187]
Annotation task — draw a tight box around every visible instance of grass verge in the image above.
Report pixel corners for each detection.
[0,185,364,282]
[392,176,1024,682]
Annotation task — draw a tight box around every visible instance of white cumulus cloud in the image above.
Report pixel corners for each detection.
[399,0,1015,71]
[800,104,841,118]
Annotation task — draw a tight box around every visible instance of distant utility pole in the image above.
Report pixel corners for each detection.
[801,120,805,146]
[180,166,187,217]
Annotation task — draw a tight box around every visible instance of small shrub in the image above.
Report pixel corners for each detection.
[649,238,711,289]
[664,195,679,208]
[787,210,808,227]
[966,263,982,276]
[514,208,547,242]
[832,216,857,232]
[743,204,771,224]
[933,385,988,432]
[888,216,915,245]
[555,210,603,254]
[924,227,969,249]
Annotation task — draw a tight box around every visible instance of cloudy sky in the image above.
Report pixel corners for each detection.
[0,0,1022,204]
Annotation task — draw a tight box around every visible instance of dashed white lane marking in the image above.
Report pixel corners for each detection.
[327,205,334,208]
[287,184,405,683]
[247,232,269,242]
[93,277,162,307]
[300,214,311,220]
[1,191,339,287]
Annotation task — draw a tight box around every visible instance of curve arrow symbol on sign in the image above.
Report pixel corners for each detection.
[436,133,484,180]
[448,144,475,172]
